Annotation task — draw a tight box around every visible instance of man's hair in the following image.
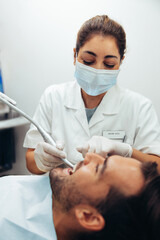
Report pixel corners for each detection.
[76,162,160,240]
[139,175,160,240]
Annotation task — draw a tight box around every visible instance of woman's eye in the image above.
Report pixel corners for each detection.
[104,63,115,68]
[83,60,94,65]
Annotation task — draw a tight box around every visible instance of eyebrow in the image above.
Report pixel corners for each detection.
[99,158,107,177]
[83,51,96,57]
[83,51,118,59]
[104,55,118,59]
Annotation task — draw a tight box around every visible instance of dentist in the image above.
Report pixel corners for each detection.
[24,15,160,174]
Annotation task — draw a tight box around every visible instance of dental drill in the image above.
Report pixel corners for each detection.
[0,92,74,168]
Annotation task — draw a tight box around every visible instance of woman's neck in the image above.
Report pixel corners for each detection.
[81,89,106,109]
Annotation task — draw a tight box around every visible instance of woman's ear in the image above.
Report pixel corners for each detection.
[120,55,125,64]
[73,48,76,65]
[75,205,105,231]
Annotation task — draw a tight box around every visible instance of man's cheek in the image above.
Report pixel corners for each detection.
[76,167,92,176]
[74,171,93,188]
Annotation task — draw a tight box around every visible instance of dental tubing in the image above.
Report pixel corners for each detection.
[0,92,74,168]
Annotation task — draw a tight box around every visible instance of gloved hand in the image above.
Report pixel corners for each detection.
[34,141,66,172]
[76,136,132,158]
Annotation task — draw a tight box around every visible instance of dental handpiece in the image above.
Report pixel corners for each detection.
[0,92,74,168]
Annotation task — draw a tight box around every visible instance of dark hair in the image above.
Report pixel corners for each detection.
[76,15,126,60]
[77,188,145,240]
[141,161,158,181]
[139,175,160,240]
[76,162,159,240]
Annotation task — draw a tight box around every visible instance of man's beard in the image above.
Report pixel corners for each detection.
[49,170,97,212]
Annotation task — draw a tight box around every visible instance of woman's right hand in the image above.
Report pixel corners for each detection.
[34,141,66,172]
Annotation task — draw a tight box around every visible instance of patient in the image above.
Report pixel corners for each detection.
[0,153,160,240]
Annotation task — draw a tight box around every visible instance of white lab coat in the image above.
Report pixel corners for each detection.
[24,81,160,165]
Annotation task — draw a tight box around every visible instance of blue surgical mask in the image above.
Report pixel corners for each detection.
[74,61,120,96]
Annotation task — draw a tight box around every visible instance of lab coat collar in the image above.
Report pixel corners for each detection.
[64,81,122,115]
[88,85,122,128]
[96,84,122,115]
[64,81,121,115]
[64,82,122,136]
[64,81,83,109]
[64,81,90,136]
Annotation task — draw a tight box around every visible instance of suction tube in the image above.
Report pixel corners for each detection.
[0,92,73,168]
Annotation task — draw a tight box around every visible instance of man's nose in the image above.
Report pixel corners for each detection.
[83,152,105,165]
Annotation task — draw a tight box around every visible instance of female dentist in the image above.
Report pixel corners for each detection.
[24,15,160,174]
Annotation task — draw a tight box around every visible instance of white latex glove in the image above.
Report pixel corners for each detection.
[76,136,132,158]
[34,141,66,172]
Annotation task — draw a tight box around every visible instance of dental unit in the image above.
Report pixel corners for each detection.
[0,92,74,169]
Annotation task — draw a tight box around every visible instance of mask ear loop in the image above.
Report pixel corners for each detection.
[74,51,77,59]
[74,51,78,65]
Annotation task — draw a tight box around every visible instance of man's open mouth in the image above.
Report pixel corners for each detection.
[62,168,73,175]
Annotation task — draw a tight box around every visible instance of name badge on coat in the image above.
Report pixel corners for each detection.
[102,130,126,142]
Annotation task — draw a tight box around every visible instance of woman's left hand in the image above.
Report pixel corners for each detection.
[76,136,133,158]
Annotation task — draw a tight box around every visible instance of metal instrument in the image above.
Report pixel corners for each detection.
[0,92,73,168]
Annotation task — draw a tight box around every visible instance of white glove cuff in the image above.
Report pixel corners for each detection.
[124,144,133,158]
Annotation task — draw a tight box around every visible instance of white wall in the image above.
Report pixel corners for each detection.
[0,0,160,174]
[0,0,160,117]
